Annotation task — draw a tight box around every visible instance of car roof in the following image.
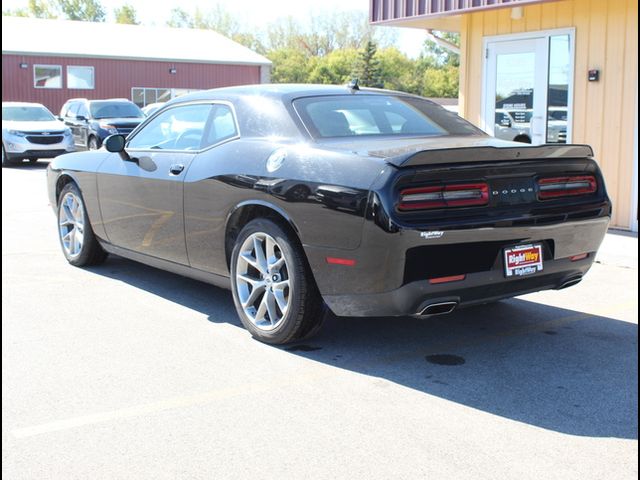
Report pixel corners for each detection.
[168,83,427,106]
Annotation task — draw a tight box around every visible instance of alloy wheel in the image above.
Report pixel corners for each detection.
[235,232,291,330]
[58,192,85,258]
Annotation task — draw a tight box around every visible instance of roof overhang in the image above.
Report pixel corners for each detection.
[370,0,556,31]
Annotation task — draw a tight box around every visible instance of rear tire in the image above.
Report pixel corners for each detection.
[57,182,108,266]
[230,218,325,344]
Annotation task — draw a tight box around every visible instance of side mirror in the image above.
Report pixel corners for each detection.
[57,116,64,122]
[76,115,87,121]
[104,134,132,162]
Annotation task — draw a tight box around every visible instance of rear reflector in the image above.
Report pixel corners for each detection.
[429,274,466,284]
[399,183,489,211]
[326,257,356,266]
[538,175,597,200]
[570,253,589,261]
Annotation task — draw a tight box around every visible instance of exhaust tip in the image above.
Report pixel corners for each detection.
[418,301,458,316]
[557,276,583,290]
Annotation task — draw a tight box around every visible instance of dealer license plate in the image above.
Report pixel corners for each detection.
[504,244,544,277]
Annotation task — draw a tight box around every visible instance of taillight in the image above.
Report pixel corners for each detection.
[537,175,597,200]
[398,183,489,211]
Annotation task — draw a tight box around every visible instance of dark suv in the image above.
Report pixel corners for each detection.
[60,98,145,150]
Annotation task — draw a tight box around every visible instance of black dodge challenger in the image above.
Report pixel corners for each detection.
[47,84,611,344]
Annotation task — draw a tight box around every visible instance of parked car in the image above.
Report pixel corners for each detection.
[47,85,611,344]
[2,102,75,166]
[547,107,568,143]
[493,109,532,143]
[141,102,166,117]
[59,98,145,150]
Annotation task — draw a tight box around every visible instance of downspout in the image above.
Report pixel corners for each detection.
[425,29,461,55]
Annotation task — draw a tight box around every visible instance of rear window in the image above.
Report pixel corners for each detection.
[293,95,482,139]
[89,101,143,119]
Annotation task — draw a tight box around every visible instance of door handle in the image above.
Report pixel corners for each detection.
[169,163,185,175]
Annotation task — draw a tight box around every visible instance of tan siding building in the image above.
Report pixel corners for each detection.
[371,0,638,230]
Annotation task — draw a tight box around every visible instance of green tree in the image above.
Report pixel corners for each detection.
[423,31,460,67]
[165,6,265,52]
[267,48,311,84]
[307,48,359,84]
[421,65,459,98]
[113,4,138,25]
[353,41,383,88]
[57,0,105,21]
[3,0,57,18]
[375,47,421,93]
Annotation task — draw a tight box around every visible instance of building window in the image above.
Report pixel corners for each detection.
[67,66,95,89]
[33,65,61,88]
[131,87,202,107]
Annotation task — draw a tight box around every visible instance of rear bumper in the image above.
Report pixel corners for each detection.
[322,256,592,317]
[305,216,610,317]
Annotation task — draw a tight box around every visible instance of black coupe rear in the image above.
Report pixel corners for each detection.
[47,84,611,344]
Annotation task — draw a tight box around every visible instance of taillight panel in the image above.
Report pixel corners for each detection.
[537,175,597,200]
[398,183,489,211]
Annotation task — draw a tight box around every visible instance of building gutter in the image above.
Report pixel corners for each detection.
[426,29,461,55]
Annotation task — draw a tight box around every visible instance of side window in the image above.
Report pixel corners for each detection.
[60,102,71,118]
[67,102,80,119]
[203,104,238,147]
[76,103,90,119]
[127,104,212,151]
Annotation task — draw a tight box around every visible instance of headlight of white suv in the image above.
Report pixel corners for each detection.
[7,130,27,137]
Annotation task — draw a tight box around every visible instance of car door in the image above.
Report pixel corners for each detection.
[96,102,215,264]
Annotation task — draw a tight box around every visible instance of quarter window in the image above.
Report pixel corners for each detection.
[204,104,238,147]
[127,104,213,151]
[33,65,62,88]
[67,66,95,89]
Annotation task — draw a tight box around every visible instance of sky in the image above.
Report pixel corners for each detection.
[2,0,429,58]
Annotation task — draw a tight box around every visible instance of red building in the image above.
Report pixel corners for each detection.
[1,16,272,114]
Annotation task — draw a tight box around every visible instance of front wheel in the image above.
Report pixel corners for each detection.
[57,182,108,266]
[88,136,100,150]
[230,218,325,344]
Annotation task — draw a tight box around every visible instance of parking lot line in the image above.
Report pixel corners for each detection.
[11,369,332,439]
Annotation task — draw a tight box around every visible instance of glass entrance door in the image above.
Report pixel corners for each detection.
[484,32,572,146]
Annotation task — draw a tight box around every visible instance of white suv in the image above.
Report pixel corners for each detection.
[2,102,75,166]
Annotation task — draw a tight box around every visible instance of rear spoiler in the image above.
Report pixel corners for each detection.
[386,144,595,168]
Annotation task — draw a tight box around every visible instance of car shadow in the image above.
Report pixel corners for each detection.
[89,255,638,440]
[3,160,51,170]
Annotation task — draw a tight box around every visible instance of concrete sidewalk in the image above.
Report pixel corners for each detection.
[596,229,638,269]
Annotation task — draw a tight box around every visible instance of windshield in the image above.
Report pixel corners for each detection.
[2,105,56,122]
[89,101,143,119]
[293,95,482,139]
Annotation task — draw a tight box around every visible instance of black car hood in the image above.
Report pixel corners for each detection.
[319,136,594,167]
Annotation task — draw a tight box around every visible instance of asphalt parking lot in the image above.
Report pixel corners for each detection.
[2,161,638,480]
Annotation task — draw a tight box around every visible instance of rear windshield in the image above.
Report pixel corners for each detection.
[2,105,55,122]
[89,101,143,119]
[293,95,482,139]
